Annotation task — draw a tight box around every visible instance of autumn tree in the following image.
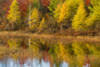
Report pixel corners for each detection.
[0,0,12,30]
[17,0,31,17]
[39,18,45,32]
[48,0,62,15]
[7,0,21,30]
[54,3,62,20]
[86,0,100,31]
[28,8,41,31]
[72,1,87,31]
[54,0,79,30]
[58,0,79,23]
[41,0,50,8]
[32,0,40,9]
[85,0,90,6]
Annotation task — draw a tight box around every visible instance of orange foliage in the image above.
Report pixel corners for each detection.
[0,22,6,29]
[85,0,90,6]
[2,0,12,16]
[7,0,32,17]
[17,0,32,17]
[41,0,50,7]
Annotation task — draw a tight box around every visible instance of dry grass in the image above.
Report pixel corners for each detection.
[0,31,100,42]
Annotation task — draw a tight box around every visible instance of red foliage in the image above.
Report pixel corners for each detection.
[17,0,32,17]
[2,0,12,17]
[41,0,50,7]
[85,0,90,6]
[6,0,32,17]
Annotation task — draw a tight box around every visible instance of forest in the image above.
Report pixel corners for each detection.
[0,0,100,36]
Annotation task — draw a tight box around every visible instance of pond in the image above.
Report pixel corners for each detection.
[0,36,100,67]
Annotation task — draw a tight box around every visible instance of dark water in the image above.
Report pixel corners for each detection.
[0,36,100,67]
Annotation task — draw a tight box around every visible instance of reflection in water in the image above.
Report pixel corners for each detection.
[60,61,68,67]
[0,58,69,67]
[0,37,100,67]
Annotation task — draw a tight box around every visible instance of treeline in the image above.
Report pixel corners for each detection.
[0,0,100,35]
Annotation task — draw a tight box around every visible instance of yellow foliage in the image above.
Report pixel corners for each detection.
[54,2,62,20]
[58,2,67,23]
[72,42,84,55]
[72,1,87,31]
[39,18,46,32]
[28,8,41,30]
[7,0,21,23]
[58,0,79,23]
[86,44,98,54]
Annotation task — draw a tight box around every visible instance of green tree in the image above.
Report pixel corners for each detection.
[54,2,62,20]
[72,1,87,31]
[48,0,62,15]
[7,0,21,30]
[33,0,40,9]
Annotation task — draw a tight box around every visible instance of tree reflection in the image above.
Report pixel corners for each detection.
[0,37,100,67]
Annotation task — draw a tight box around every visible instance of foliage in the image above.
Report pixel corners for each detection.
[72,1,87,31]
[7,0,21,23]
[41,0,50,7]
[58,0,78,23]
[0,0,99,35]
[0,37,100,67]
[48,0,62,15]
[54,2,62,20]
[7,39,20,48]
[39,18,46,32]
[32,0,40,9]
[86,0,100,31]
[7,0,21,30]
[28,8,41,31]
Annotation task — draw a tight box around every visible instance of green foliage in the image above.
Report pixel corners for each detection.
[86,43,98,54]
[32,0,40,9]
[54,2,62,20]
[72,1,87,31]
[48,0,62,15]
[86,0,100,30]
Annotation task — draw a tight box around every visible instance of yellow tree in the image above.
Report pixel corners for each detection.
[72,1,87,31]
[39,18,46,32]
[54,2,63,30]
[72,42,86,67]
[54,2,62,21]
[58,1,67,23]
[48,0,63,15]
[54,0,79,30]
[86,0,100,31]
[58,0,78,23]
[28,8,41,31]
[7,0,21,30]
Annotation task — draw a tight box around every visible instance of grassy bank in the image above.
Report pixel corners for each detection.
[0,31,100,42]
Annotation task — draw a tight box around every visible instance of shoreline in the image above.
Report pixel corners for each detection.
[0,31,100,42]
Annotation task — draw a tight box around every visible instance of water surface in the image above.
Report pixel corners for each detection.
[0,36,100,67]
